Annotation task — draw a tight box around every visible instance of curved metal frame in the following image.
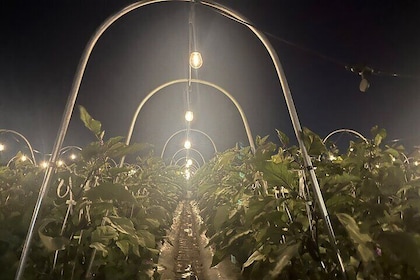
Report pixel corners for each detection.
[174,156,201,169]
[6,154,34,167]
[0,129,37,165]
[323,128,368,144]
[119,78,254,167]
[170,147,206,165]
[59,145,83,154]
[161,128,217,159]
[16,1,346,278]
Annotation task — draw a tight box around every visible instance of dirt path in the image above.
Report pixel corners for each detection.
[158,200,242,280]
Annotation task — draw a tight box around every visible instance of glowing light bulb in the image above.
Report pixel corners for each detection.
[185,169,191,180]
[186,159,193,167]
[185,111,194,122]
[57,160,64,167]
[21,155,27,162]
[70,153,77,160]
[0,143,4,151]
[184,140,191,149]
[189,51,203,69]
[41,161,49,168]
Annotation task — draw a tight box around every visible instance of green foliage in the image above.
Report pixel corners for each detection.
[79,105,103,140]
[193,127,420,279]
[0,107,184,279]
[2,106,420,280]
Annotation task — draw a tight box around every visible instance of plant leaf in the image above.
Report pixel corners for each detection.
[260,161,295,189]
[276,129,290,147]
[79,105,102,138]
[116,240,130,256]
[105,216,136,236]
[211,248,228,267]
[213,205,230,230]
[302,127,326,156]
[38,219,70,252]
[378,231,420,269]
[138,229,155,248]
[242,249,265,270]
[269,242,300,278]
[85,182,136,203]
[90,242,109,257]
[336,213,374,263]
[91,225,118,244]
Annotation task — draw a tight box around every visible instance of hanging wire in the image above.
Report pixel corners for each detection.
[197,1,420,85]
[185,1,197,161]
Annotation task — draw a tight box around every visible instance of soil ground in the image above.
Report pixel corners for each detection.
[158,200,243,280]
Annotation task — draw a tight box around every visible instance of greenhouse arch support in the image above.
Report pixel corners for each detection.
[16,1,346,279]
[119,78,253,167]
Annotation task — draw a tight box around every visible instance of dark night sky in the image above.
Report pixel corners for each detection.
[0,0,419,163]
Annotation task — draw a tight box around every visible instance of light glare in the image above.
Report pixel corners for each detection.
[185,169,191,180]
[0,143,4,151]
[189,51,203,69]
[185,111,194,122]
[184,140,191,149]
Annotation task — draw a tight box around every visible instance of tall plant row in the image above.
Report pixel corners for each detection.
[0,107,184,279]
[191,127,420,279]
[2,106,420,279]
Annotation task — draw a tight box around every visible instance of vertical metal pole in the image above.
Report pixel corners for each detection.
[200,1,347,277]
[15,1,187,279]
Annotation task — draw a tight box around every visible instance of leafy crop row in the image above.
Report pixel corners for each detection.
[192,127,420,279]
[0,107,184,279]
[2,106,420,279]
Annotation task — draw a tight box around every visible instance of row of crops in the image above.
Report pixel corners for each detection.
[1,107,420,279]
[0,108,185,279]
[193,127,420,279]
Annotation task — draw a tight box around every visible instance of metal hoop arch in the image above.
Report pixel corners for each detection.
[161,128,217,159]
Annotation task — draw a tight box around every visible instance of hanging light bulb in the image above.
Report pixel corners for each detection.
[359,75,370,92]
[189,51,203,69]
[184,140,192,149]
[185,110,194,122]
[185,168,191,180]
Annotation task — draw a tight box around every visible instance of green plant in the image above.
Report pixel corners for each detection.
[193,127,420,279]
[2,107,420,280]
[0,106,184,279]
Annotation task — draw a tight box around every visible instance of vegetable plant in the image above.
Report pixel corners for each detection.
[0,106,184,279]
[192,127,420,279]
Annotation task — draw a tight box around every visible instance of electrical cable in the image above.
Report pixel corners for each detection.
[198,1,420,83]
